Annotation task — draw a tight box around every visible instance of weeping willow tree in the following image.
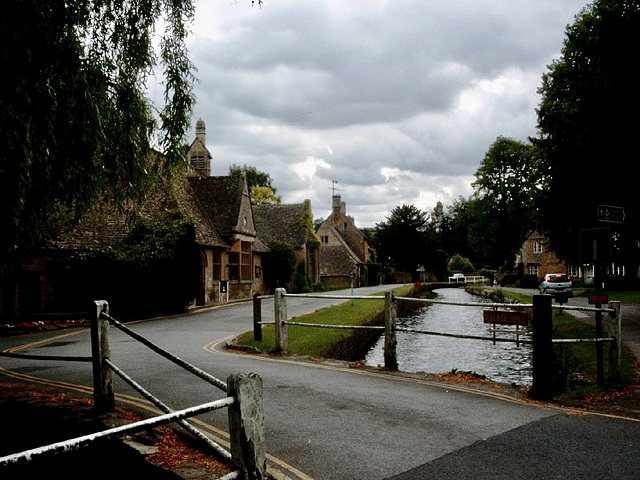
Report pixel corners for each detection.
[0,0,197,268]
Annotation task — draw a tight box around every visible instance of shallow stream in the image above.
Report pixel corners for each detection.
[364,288,533,386]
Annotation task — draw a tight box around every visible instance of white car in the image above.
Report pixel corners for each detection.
[539,273,573,297]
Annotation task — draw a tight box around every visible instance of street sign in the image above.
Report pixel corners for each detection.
[598,205,625,223]
[589,294,609,305]
[483,310,529,326]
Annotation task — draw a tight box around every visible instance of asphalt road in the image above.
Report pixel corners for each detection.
[2,285,640,480]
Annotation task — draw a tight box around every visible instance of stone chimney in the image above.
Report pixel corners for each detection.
[332,194,342,215]
[196,118,206,145]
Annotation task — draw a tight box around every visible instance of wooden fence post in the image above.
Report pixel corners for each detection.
[274,288,288,354]
[227,372,266,480]
[607,301,622,383]
[91,300,114,413]
[384,290,398,370]
[253,293,262,342]
[530,294,553,401]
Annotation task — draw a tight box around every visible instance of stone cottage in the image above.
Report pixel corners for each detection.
[0,119,269,315]
[316,194,374,288]
[253,201,320,291]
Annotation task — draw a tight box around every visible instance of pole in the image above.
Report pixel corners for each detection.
[594,266,604,386]
[607,301,622,383]
[227,372,266,480]
[530,294,553,401]
[91,300,114,413]
[253,293,262,342]
[274,288,288,354]
[384,290,398,370]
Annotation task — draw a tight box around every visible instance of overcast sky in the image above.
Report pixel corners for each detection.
[170,0,586,228]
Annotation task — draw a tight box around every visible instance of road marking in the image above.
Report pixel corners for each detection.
[1,331,315,480]
[204,336,640,423]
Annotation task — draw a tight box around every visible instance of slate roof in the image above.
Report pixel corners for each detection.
[49,175,234,251]
[319,245,359,276]
[188,174,247,242]
[318,224,362,276]
[252,203,307,249]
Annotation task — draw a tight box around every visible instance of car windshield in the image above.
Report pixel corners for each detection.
[546,274,570,282]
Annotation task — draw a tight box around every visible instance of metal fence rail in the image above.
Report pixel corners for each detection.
[0,301,266,479]
[256,288,622,401]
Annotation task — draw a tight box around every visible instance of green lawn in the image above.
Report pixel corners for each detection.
[235,285,414,357]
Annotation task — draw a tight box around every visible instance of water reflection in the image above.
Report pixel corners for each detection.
[364,288,533,386]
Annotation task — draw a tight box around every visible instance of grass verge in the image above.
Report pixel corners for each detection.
[493,288,639,397]
[234,285,414,358]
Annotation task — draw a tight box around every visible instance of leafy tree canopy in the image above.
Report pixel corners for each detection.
[469,137,539,270]
[375,204,430,272]
[1,0,196,267]
[535,0,640,264]
[229,164,281,205]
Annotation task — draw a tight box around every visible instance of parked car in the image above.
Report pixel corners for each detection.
[449,273,466,283]
[539,273,573,297]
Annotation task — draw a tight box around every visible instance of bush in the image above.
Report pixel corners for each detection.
[518,274,539,289]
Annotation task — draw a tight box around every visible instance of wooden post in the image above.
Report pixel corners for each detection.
[91,300,114,413]
[530,295,553,401]
[384,290,398,370]
[227,372,266,480]
[607,301,622,383]
[274,288,288,354]
[253,293,262,342]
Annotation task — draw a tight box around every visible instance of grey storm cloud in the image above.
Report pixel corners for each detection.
[178,0,585,227]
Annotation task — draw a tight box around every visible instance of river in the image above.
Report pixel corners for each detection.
[364,288,533,386]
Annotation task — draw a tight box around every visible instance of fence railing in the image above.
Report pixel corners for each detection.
[0,301,265,480]
[254,288,621,401]
[447,275,487,284]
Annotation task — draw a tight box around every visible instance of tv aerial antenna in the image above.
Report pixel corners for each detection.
[331,180,339,196]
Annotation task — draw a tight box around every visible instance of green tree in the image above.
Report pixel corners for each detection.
[230,164,281,205]
[470,137,539,270]
[436,197,476,264]
[1,0,196,268]
[375,204,429,273]
[535,0,640,269]
[266,241,296,291]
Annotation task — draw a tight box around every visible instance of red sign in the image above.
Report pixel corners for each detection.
[483,310,529,326]
[588,294,609,305]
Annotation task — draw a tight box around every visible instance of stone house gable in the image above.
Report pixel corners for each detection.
[318,223,362,288]
[317,194,373,287]
[516,230,571,280]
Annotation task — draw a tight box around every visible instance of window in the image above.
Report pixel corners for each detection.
[227,252,239,281]
[528,265,539,277]
[321,235,329,244]
[241,242,252,280]
[533,240,543,253]
[212,251,222,281]
[191,155,207,170]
